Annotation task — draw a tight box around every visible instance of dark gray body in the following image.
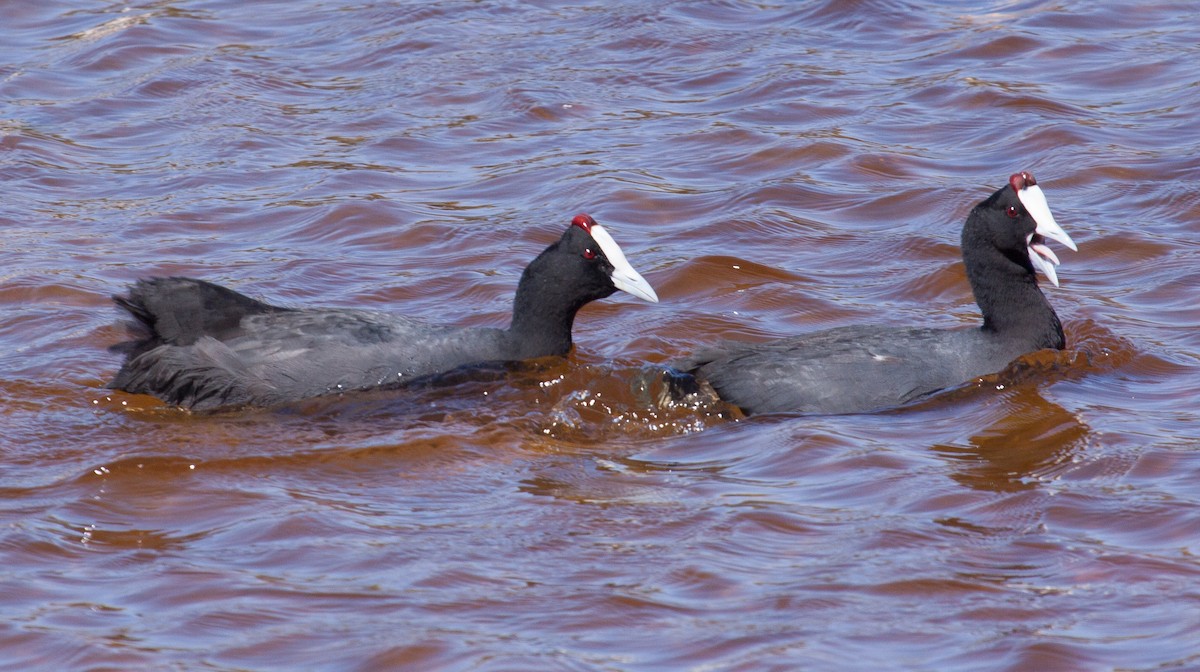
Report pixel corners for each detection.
[113,301,530,410]
[678,323,1053,415]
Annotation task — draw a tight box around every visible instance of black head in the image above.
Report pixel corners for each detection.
[960,172,1077,345]
[524,214,658,306]
[962,171,1076,287]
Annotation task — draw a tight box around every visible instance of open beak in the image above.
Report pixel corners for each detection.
[1017,183,1077,287]
[589,224,659,303]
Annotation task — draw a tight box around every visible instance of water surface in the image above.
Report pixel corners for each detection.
[2,1,1199,670]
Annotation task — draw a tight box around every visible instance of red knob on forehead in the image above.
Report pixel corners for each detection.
[571,213,596,232]
[1009,171,1037,193]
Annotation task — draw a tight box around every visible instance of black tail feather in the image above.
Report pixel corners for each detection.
[110,277,284,355]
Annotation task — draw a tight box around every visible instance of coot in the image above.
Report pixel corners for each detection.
[672,172,1077,415]
[110,214,658,410]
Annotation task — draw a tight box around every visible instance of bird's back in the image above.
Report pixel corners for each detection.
[679,324,1031,415]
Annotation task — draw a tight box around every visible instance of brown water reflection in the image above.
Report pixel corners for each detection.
[3,0,1200,670]
[934,387,1089,493]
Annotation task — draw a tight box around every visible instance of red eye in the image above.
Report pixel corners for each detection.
[582,248,597,260]
[1005,205,1020,218]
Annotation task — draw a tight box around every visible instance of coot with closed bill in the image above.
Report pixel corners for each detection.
[110,214,658,410]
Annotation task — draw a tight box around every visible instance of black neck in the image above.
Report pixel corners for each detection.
[504,262,584,359]
[964,241,1065,350]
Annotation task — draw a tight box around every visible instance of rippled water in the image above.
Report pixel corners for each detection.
[3,1,1199,670]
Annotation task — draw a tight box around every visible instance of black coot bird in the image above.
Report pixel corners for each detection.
[110,214,658,410]
[672,172,1077,416]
